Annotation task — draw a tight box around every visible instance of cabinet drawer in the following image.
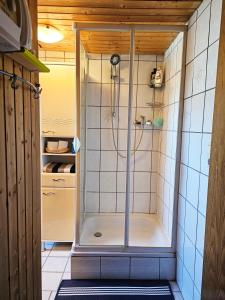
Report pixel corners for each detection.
[41,187,76,242]
[42,173,77,188]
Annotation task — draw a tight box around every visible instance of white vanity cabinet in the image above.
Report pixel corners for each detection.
[41,184,76,242]
[40,64,76,137]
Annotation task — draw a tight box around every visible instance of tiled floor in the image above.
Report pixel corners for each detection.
[42,242,72,300]
[41,242,184,300]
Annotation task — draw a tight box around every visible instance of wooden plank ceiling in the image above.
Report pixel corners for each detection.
[37,0,202,54]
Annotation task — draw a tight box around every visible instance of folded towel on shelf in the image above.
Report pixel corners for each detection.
[43,162,75,173]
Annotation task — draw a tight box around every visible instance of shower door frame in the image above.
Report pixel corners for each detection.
[74,23,187,254]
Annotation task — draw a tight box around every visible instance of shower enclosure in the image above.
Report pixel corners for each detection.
[72,24,186,280]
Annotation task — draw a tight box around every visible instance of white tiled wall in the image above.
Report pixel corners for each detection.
[177,0,222,299]
[157,32,184,241]
[85,54,163,214]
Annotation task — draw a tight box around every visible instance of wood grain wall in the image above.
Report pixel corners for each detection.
[0,0,41,299]
[201,1,225,299]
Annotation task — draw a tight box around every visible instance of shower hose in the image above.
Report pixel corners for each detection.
[110,72,144,159]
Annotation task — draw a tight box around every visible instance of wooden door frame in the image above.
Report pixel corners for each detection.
[201,1,225,299]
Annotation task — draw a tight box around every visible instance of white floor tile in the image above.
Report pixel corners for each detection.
[170,281,180,292]
[49,251,70,257]
[62,272,71,280]
[173,291,184,300]
[42,257,68,273]
[65,258,71,272]
[49,291,57,300]
[42,256,47,267]
[42,272,62,291]
[42,250,50,257]
[42,291,51,300]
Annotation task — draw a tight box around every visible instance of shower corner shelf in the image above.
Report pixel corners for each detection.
[146,102,163,108]
[7,48,50,73]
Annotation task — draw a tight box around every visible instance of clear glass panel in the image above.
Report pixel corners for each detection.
[78,30,131,246]
[128,30,184,248]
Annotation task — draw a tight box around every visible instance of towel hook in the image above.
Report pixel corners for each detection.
[10,74,19,90]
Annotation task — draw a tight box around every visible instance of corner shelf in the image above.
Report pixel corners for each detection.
[7,48,50,72]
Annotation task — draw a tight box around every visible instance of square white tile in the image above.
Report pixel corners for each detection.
[100,172,116,192]
[86,150,100,171]
[85,192,99,213]
[196,212,206,255]
[184,62,194,99]
[188,133,202,171]
[101,60,111,84]
[209,0,223,45]
[182,98,192,131]
[192,50,207,95]
[87,129,100,150]
[101,107,114,128]
[138,61,156,85]
[186,23,196,63]
[186,167,200,209]
[101,83,112,107]
[181,265,194,300]
[190,93,205,132]
[134,151,151,172]
[101,129,117,150]
[117,172,133,193]
[119,84,129,106]
[88,60,101,83]
[101,151,117,172]
[86,83,101,106]
[42,272,62,291]
[198,173,208,216]
[185,201,198,245]
[179,164,187,198]
[195,5,210,56]
[194,249,203,292]
[203,89,215,133]
[86,171,99,192]
[200,133,211,175]
[49,291,57,300]
[206,40,219,90]
[133,193,150,213]
[100,193,116,212]
[86,106,100,128]
[134,172,151,193]
[42,291,51,300]
[42,257,68,273]
[137,85,154,107]
[116,193,126,212]
[177,195,186,229]
[181,132,190,165]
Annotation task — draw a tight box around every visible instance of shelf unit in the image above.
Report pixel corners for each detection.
[41,135,76,242]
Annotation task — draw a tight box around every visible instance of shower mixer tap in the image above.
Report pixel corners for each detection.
[134,115,152,128]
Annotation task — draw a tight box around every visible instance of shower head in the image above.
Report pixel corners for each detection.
[110,54,120,66]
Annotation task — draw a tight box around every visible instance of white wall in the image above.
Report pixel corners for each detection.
[157,32,184,243]
[85,53,163,214]
[177,0,222,299]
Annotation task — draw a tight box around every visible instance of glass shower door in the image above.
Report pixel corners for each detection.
[77,29,131,247]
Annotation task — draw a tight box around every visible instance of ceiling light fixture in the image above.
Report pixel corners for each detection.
[38,24,64,43]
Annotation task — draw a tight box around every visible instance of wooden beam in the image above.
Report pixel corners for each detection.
[201,1,225,299]
[37,0,201,10]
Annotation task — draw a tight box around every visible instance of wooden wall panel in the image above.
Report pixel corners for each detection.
[201,1,225,299]
[4,56,19,299]
[0,1,41,299]
[14,62,27,300]
[0,55,10,300]
[0,55,41,300]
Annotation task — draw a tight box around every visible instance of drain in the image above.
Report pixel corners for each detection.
[94,232,102,238]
